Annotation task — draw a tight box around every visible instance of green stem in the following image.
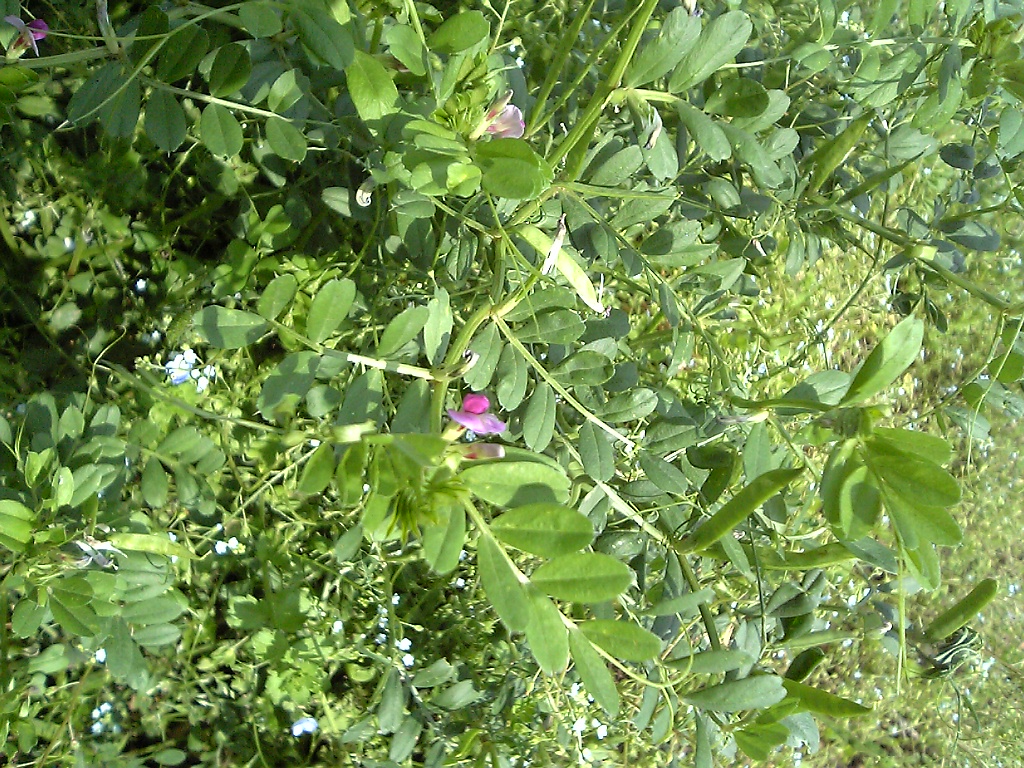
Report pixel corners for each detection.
[677,555,723,652]
[494,316,636,450]
[525,0,598,136]
[547,0,659,172]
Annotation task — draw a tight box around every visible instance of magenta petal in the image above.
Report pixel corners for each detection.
[447,409,507,435]
[485,106,525,139]
[464,444,505,460]
[461,393,491,414]
[28,20,48,40]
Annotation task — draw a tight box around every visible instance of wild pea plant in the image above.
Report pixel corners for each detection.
[1,0,1023,765]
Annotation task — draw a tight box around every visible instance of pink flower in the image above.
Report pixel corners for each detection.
[485,105,525,139]
[4,16,47,57]
[447,393,507,435]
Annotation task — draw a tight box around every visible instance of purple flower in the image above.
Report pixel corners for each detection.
[485,105,525,139]
[448,393,506,435]
[4,16,47,57]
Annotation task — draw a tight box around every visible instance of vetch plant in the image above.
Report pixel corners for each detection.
[1,0,1022,766]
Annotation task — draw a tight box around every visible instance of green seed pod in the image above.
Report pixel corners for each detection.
[924,577,999,641]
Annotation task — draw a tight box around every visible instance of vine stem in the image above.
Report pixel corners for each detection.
[493,316,637,451]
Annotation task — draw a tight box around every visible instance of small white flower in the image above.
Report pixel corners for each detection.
[309,439,321,448]
[391,594,400,605]
[64,236,75,251]
[135,279,147,293]
[91,721,104,734]
[595,723,607,740]
[19,210,36,228]
[95,649,107,664]
[454,577,466,589]
[396,637,412,651]
[572,717,586,735]
[402,653,415,667]
[291,716,318,737]
[375,633,387,645]
[332,620,344,634]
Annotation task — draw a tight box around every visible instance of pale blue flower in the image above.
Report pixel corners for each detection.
[291,716,318,737]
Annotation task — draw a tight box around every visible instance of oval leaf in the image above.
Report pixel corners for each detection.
[490,503,594,558]
[842,316,924,405]
[532,552,632,603]
[193,306,268,348]
[683,675,787,713]
[579,619,662,662]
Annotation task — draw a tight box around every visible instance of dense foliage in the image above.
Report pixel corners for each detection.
[2,0,1023,765]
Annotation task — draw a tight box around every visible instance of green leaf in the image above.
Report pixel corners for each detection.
[532,552,632,603]
[306,278,356,343]
[156,25,210,83]
[385,24,426,76]
[421,503,466,574]
[645,588,715,617]
[423,287,453,366]
[639,451,691,495]
[578,421,615,482]
[569,631,620,721]
[193,306,268,348]
[67,63,127,127]
[298,443,336,494]
[107,533,191,560]
[0,499,35,553]
[199,104,244,158]
[597,388,658,422]
[461,460,570,507]
[377,305,429,358]
[669,10,753,92]
[625,7,702,87]
[782,679,872,716]
[257,274,298,320]
[377,669,405,734]
[122,595,186,626]
[145,89,186,152]
[490,503,593,558]
[522,383,556,451]
[551,351,614,388]
[682,675,787,712]
[346,50,399,121]
[525,590,569,674]
[106,618,148,686]
[882,489,962,549]
[667,648,754,674]
[292,8,354,70]
[266,117,307,162]
[704,78,770,118]
[867,443,960,508]
[98,76,141,138]
[514,308,585,345]
[432,679,481,709]
[477,535,531,631]
[579,619,662,661]
[841,317,924,404]
[428,11,489,54]
[475,139,553,200]
[679,467,804,553]
[140,459,169,508]
[239,2,282,37]
[258,351,320,417]
[208,43,251,97]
